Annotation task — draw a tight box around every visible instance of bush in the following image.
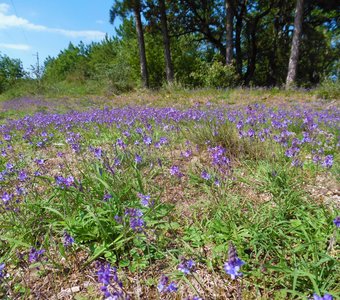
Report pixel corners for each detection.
[190,60,239,88]
[316,78,340,100]
[93,61,136,93]
[0,54,25,93]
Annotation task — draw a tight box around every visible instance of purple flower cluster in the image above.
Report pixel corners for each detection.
[170,165,183,178]
[224,243,245,280]
[97,263,128,299]
[313,293,333,300]
[322,155,333,169]
[63,231,75,247]
[157,275,177,293]
[135,154,142,164]
[125,208,145,232]
[178,257,196,275]
[28,248,45,263]
[333,216,340,228]
[209,145,230,167]
[201,170,211,180]
[2,192,13,205]
[137,193,151,207]
[55,175,75,188]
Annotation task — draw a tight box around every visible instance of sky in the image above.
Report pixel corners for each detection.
[0,0,119,70]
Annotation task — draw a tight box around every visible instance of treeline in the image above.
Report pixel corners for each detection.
[0,0,339,95]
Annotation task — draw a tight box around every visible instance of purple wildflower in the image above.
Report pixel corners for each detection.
[123,130,131,138]
[6,163,14,172]
[143,135,152,145]
[28,248,45,263]
[322,155,333,168]
[333,216,340,228]
[65,176,74,187]
[103,192,113,201]
[63,231,75,247]
[313,155,321,165]
[125,208,145,232]
[137,193,151,207]
[167,281,178,292]
[55,176,65,186]
[285,146,300,158]
[157,275,178,293]
[135,127,143,135]
[224,242,245,280]
[116,138,126,149]
[35,158,45,165]
[129,217,145,232]
[94,148,102,159]
[182,149,193,158]
[71,143,81,153]
[201,170,211,180]
[114,215,122,224]
[170,165,183,178]
[55,175,74,188]
[114,158,121,166]
[2,192,13,205]
[178,258,196,275]
[313,293,333,300]
[247,128,255,138]
[135,154,142,164]
[18,170,27,181]
[0,263,5,281]
[209,146,230,167]
[97,263,124,299]
[4,134,11,141]
[97,263,111,285]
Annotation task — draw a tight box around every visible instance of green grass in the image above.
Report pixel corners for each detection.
[0,92,339,299]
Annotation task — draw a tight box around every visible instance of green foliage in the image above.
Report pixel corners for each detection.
[1,0,339,96]
[190,60,239,88]
[186,119,272,161]
[0,99,339,298]
[182,160,339,297]
[43,42,90,82]
[0,53,25,93]
[316,78,340,100]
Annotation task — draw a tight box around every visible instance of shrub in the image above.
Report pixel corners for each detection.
[191,60,239,88]
[316,78,340,100]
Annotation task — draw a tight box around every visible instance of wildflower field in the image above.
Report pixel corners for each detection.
[0,92,339,299]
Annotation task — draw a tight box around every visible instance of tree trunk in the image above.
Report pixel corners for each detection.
[267,17,279,86]
[225,0,233,65]
[133,2,149,88]
[286,0,304,89]
[245,19,258,85]
[234,0,246,78]
[159,0,174,83]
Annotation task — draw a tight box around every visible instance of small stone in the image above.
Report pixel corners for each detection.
[57,286,81,298]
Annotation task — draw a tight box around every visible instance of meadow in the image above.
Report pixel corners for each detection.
[0,89,339,299]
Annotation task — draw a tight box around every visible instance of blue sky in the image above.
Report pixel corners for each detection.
[0,0,118,70]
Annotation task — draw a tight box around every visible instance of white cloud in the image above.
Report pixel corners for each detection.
[0,3,10,13]
[96,20,104,24]
[51,28,106,39]
[0,2,106,40]
[0,43,31,50]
